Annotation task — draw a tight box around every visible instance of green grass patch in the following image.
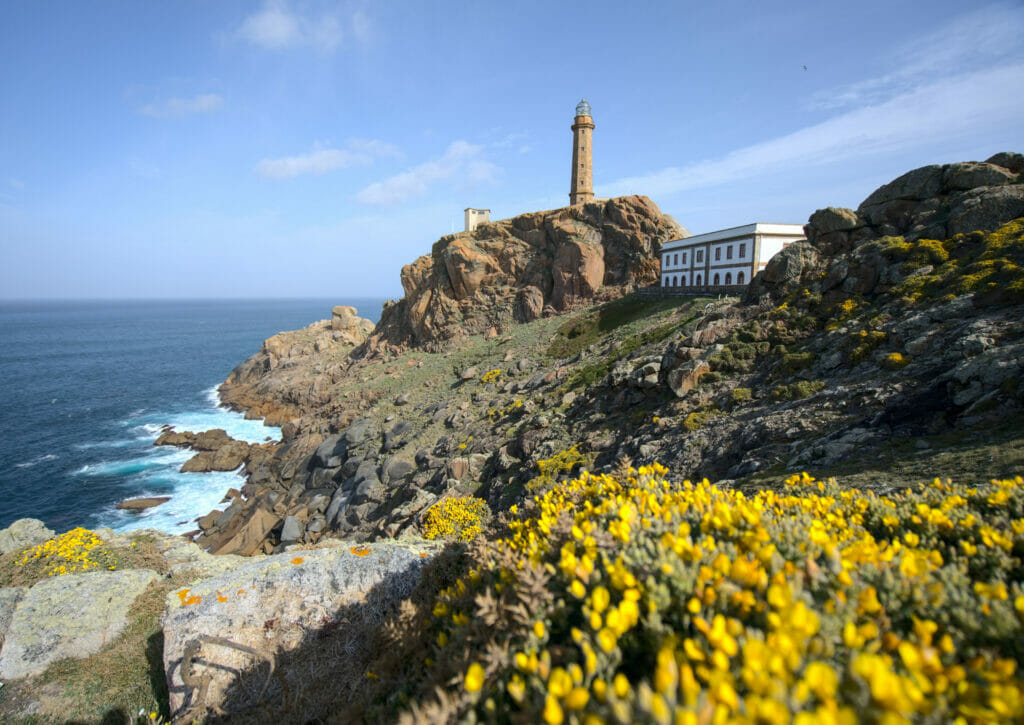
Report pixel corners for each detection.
[546,294,692,359]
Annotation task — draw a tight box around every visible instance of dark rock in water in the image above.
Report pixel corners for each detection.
[116,496,171,511]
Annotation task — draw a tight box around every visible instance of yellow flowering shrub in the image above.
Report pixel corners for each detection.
[881,351,909,370]
[422,496,490,541]
[481,369,502,384]
[16,527,117,577]
[406,468,1024,724]
[526,445,585,493]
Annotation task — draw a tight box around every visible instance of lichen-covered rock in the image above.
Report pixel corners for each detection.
[0,586,25,650]
[0,518,55,555]
[161,541,439,718]
[0,568,157,679]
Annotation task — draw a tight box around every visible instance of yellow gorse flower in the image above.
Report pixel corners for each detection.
[418,468,1024,723]
[16,527,116,576]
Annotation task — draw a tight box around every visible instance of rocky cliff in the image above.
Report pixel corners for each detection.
[3,155,1023,722]
[184,154,1024,562]
[362,195,685,353]
[219,305,376,427]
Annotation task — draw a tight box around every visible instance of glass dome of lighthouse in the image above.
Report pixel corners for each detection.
[575,98,592,117]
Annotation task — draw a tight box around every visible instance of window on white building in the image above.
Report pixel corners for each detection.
[696,250,703,263]
[737,271,745,284]
[725,272,732,284]
[726,245,733,260]
[696,274,702,285]
[713,273,720,285]
[715,247,721,261]
[682,252,687,264]
[739,243,746,257]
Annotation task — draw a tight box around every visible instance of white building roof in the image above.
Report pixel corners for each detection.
[662,223,805,251]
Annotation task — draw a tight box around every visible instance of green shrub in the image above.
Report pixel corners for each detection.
[772,380,825,401]
[683,407,720,431]
[781,352,815,373]
[730,387,752,404]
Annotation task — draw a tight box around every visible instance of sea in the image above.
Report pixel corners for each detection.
[0,299,384,535]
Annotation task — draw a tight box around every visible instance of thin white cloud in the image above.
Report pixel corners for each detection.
[601,62,1024,200]
[351,10,371,44]
[355,141,499,205]
[138,93,224,118]
[256,140,400,179]
[495,132,532,155]
[808,4,1024,111]
[5,178,24,190]
[236,0,365,52]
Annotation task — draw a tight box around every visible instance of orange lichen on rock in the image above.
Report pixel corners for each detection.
[176,588,202,606]
[290,556,304,564]
[351,546,371,556]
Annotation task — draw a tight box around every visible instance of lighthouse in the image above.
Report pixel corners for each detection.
[569,98,594,206]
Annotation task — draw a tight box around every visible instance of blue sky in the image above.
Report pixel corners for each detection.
[1,1,1022,300]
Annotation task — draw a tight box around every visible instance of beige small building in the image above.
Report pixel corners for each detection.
[660,223,805,288]
[464,208,490,232]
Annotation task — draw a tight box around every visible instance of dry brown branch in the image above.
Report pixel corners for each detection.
[175,635,284,724]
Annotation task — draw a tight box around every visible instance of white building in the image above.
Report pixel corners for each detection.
[660,223,805,288]
[464,208,491,232]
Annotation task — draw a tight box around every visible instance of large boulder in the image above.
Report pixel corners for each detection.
[161,541,439,718]
[363,195,684,352]
[748,153,1024,304]
[0,519,54,555]
[0,569,157,679]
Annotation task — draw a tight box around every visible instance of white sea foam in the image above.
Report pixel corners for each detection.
[15,453,58,469]
[95,385,281,533]
[106,467,246,534]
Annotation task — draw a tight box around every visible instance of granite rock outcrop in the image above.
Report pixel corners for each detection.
[218,307,376,427]
[363,196,685,352]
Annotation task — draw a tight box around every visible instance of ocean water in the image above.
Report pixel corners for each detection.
[0,299,384,534]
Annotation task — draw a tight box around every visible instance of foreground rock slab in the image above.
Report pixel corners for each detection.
[0,568,158,679]
[162,540,439,718]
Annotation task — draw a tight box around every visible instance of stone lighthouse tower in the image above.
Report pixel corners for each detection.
[569,98,594,206]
